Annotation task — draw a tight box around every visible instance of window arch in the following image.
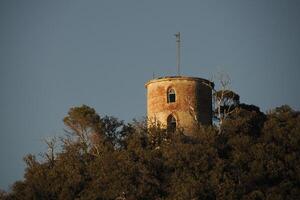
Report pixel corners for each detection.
[167,88,176,103]
[167,114,176,132]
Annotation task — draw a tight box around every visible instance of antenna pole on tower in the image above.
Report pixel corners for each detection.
[175,32,181,76]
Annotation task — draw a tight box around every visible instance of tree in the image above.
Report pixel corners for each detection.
[213,89,240,126]
[63,104,104,154]
[3,104,300,200]
[204,72,240,132]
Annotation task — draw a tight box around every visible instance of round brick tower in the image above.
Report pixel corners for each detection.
[145,76,214,135]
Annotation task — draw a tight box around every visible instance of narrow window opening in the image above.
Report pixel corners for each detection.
[167,115,177,133]
[167,88,176,103]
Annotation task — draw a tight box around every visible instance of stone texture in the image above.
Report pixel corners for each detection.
[145,76,213,135]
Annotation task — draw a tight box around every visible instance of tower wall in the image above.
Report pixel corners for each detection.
[145,76,213,135]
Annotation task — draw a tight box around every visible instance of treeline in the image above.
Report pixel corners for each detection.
[1,104,300,200]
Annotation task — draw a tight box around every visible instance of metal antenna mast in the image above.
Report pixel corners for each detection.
[175,32,181,76]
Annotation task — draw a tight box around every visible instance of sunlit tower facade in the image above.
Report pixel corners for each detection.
[145,76,213,135]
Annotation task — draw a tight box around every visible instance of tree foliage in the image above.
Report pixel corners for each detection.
[2,105,300,200]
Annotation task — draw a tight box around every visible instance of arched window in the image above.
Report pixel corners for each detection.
[167,114,176,132]
[167,88,176,103]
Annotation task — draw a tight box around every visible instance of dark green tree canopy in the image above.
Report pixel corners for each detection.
[2,105,300,200]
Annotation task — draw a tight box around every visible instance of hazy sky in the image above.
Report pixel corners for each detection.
[1,0,300,190]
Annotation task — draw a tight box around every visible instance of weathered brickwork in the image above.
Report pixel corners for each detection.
[145,76,213,135]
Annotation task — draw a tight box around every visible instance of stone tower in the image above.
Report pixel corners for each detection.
[145,76,213,135]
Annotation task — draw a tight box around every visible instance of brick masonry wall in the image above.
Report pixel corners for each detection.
[145,76,212,135]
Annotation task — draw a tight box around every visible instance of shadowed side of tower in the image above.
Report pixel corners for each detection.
[145,76,213,135]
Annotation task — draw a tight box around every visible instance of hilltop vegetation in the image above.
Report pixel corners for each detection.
[1,104,300,200]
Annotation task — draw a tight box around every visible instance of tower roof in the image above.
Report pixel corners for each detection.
[145,76,214,88]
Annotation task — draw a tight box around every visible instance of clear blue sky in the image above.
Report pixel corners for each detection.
[1,0,300,190]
